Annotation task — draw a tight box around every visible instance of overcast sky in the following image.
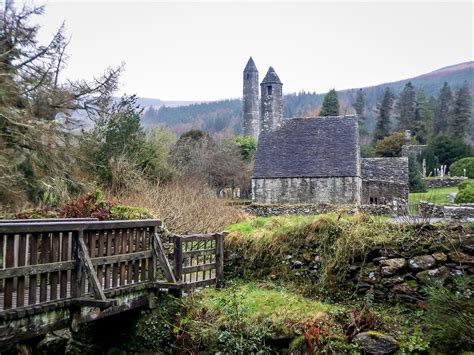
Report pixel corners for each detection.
[30,0,474,101]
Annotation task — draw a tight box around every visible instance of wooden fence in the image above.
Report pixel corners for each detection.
[0,220,224,314]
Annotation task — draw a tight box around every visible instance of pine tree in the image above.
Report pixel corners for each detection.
[408,155,427,192]
[433,82,453,136]
[449,81,472,139]
[413,88,434,144]
[353,89,366,133]
[320,89,340,116]
[373,88,395,142]
[396,82,416,131]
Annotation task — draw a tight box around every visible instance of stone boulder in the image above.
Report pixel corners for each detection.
[460,235,474,254]
[408,255,436,271]
[432,252,447,262]
[449,251,474,264]
[380,258,406,276]
[353,331,399,354]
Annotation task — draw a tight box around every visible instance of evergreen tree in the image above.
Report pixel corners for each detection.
[396,82,416,131]
[353,89,366,134]
[373,88,395,142]
[319,89,340,116]
[408,155,427,192]
[413,88,434,144]
[433,82,453,136]
[449,81,472,139]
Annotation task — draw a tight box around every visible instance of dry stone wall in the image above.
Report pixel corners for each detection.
[224,229,474,303]
[424,177,467,188]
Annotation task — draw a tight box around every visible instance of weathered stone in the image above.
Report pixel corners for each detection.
[380,258,406,276]
[416,267,450,284]
[391,282,422,302]
[353,331,399,354]
[460,235,474,254]
[381,275,404,287]
[432,252,447,262]
[359,267,379,284]
[448,251,474,264]
[408,255,436,271]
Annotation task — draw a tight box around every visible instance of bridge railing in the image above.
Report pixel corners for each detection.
[172,233,225,289]
[0,220,164,311]
[0,220,225,314]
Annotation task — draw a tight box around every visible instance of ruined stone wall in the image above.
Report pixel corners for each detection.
[225,229,474,303]
[244,203,395,217]
[252,177,361,204]
[424,177,467,189]
[401,144,428,157]
[361,180,409,204]
[419,202,474,220]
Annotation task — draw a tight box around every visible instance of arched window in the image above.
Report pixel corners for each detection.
[267,85,272,95]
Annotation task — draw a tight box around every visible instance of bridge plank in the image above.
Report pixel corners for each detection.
[183,262,216,273]
[104,231,112,289]
[50,233,60,300]
[60,232,69,298]
[17,234,26,307]
[0,261,75,279]
[120,229,127,286]
[28,234,38,305]
[112,230,119,288]
[39,233,50,303]
[4,234,14,309]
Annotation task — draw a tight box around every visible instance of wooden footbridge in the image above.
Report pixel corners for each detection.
[0,218,225,349]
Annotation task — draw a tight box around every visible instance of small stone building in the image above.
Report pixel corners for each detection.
[243,57,409,205]
[361,158,409,204]
[252,116,361,204]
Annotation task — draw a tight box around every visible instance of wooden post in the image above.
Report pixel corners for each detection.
[170,235,183,297]
[215,232,225,288]
[71,231,83,299]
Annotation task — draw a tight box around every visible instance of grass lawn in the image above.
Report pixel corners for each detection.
[408,186,458,205]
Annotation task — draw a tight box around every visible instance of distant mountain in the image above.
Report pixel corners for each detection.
[141,61,473,136]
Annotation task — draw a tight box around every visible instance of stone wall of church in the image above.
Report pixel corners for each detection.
[361,180,409,205]
[252,177,361,204]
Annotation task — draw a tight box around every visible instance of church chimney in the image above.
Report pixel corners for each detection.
[260,66,283,133]
[243,57,260,139]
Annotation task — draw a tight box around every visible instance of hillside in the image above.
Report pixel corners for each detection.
[142,61,473,135]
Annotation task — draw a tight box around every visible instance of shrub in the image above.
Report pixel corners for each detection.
[59,189,112,220]
[117,182,246,233]
[449,157,474,178]
[458,180,474,191]
[110,205,155,220]
[454,185,474,203]
[423,277,474,352]
[374,131,405,157]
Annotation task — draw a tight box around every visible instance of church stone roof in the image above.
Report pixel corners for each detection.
[261,67,282,84]
[244,57,258,72]
[361,158,409,184]
[253,116,359,179]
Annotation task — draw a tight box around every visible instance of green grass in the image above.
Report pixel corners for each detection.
[199,282,337,324]
[226,214,316,235]
[409,186,458,205]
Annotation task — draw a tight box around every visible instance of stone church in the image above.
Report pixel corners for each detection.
[243,57,409,205]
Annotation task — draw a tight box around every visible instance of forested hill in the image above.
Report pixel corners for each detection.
[142,61,473,135]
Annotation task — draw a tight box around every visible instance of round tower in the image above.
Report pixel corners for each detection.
[260,66,283,133]
[243,57,260,138]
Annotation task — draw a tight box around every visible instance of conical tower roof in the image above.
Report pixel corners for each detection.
[261,66,282,84]
[244,57,258,72]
